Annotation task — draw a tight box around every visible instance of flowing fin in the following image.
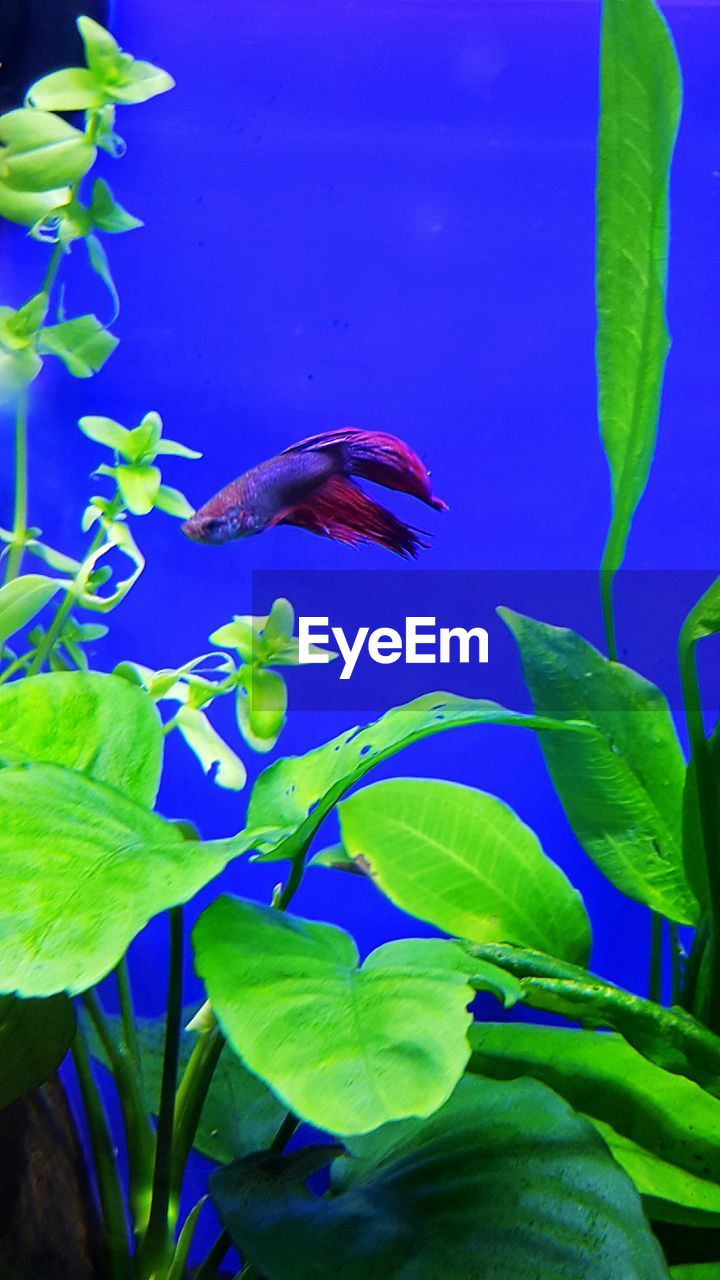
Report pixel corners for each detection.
[279,474,428,558]
[281,428,447,511]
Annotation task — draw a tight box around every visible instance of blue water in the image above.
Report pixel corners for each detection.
[3,0,720,1258]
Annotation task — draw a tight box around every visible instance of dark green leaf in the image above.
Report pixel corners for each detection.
[501,610,695,923]
[211,1075,669,1280]
[193,896,478,1135]
[0,994,75,1107]
[596,0,681,579]
[338,778,591,963]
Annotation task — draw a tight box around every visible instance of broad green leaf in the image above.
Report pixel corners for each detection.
[501,610,695,923]
[236,668,287,752]
[0,573,66,651]
[469,1023,720,1220]
[0,671,163,806]
[211,1075,669,1280]
[591,1120,720,1225]
[39,315,118,377]
[78,17,175,105]
[339,779,591,964]
[89,177,143,232]
[115,464,161,515]
[0,994,75,1107]
[473,942,720,1101]
[154,485,194,519]
[78,414,131,453]
[176,705,247,790]
[0,180,69,227]
[0,109,96,191]
[0,762,258,996]
[247,692,595,863]
[26,68,105,111]
[596,0,682,587]
[193,897,477,1135]
[87,1011,286,1164]
[671,1268,720,1279]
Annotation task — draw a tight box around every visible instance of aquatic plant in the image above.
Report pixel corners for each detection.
[0,3,718,1279]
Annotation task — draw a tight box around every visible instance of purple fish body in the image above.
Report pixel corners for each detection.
[182,428,446,557]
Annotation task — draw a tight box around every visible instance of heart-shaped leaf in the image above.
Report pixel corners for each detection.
[0,671,163,806]
[339,778,591,964]
[193,896,480,1135]
[211,1075,669,1279]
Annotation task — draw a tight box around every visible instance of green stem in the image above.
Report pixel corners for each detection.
[0,650,34,684]
[670,923,683,1007]
[82,989,155,1235]
[26,588,75,675]
[72,1028,132,1280]
[41,240,65,299]
[600,564,618,662]
[649,913,663,1003]
[116,957,143,1081]
[4,389,29,585]
[137,907,184,1277]
[170,1025,224,1210]
[680,634,720,1031]
[194,1229,231,1280]
[166,1196,207,1280]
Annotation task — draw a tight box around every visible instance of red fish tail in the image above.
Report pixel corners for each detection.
[285,428,447,511]
[280,475,428,558]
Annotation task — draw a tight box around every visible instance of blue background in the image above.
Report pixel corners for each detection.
[2,0,720,1257]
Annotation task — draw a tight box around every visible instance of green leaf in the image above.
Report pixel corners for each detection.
[153,438,202,459]
[0,762,259,996]
[26,67,106,111]
[175,705,247,790]
[681,577,720,649]
[469,1022,720,1222]
[39,315,118,377]
[193,896,477,1135]
[236,667,287,752]
[247,691,595,863]
[0,109,96,192]
[115,464,161,515]
[501,610,695,924]
[86,233,119,323]
[0,180,69,228]
[591,1120,720,1226]
[211,1075,669,1280]
[473,942,720,1102]
[209,618,257,662]
[0,995,75,1108]
[0,345,42,396]
[671,1268,720,1279]
[78,414,132,453]
[88,177,143,233]
[339,778,591,963]
[87,1011,286,1164]
[125,411,163,461]
[78,17,175,105]
[596,0,682,587]
[153,484,194,519]
[0,671,163,806]
[0,573,66,651]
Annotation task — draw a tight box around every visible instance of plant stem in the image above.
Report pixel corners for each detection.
[137,907,185,1278]
[116,957,143,1081]
[649,913,663,1003]
[26,588,75,675]
[670,923,683,1006]
[0,650,34,684]
[600,564,618,662]
[4,389,29,585]
[41,240,65,299]
[72,1028,132,1280]
[680,635,720,1031]
[194,1229,231,1280]
[82,988,155,1235]
[170,1025,224,1209]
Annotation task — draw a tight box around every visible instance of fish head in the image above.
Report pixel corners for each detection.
[181,501,260,545]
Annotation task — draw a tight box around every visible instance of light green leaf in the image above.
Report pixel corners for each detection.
[125,411,163,461]
[236,667,287,752]
[0,671,163,806]
[115,464,161,515]
[193,897,476,1135]
[339,778,591,963]
[78,414,132,453]
[0,180,69,228]
[88,178,142,233]
[0,109,96,192]
[0,573,66,652]
[0,763,259,995]
[175,705,247,790]
[39,315,118,377]
[26,67,105,111]
[671,1267,720,1279]
[591,1120,720,1226]
[211,1075,669,1280]
[76,520,145,612]
[86,233,119,322]
[469,1022,720,1222]
[209,618,256,662]
[680,576,720,649]
[0,995,75,1108]
[247,691,595,863]
[501,610,695,924]
[153,438,202,459]
[88,1010,286,1164]
[78,17,175,105]
[0,345,42,396]
[597,0,682,596]
[153,484,194,519]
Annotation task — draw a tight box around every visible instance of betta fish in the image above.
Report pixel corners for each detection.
[181,428,446,558]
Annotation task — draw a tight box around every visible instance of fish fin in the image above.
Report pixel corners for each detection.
[279,475,428,558]
[282,428,447,511]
